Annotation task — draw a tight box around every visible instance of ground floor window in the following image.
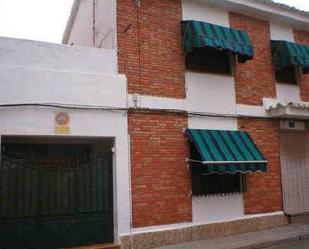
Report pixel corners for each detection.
[191,169,246,196]
[186,129,267,197]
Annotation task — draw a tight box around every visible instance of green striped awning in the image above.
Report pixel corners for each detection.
[181,20,254,63]
[271,40,309,74]
[186,129,267,175]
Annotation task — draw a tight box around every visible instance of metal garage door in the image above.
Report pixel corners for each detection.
[0,145,114,248]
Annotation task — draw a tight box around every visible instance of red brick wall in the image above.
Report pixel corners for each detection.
[294,29,309,102]
[117,0,186,98]
[128,111,192,227]
[229,13,276,105]
[238,118,283,214]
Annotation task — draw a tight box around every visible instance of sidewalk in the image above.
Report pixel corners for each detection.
[155,224,309,249]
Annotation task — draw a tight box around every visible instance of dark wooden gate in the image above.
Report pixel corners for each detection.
[0,152,114,248]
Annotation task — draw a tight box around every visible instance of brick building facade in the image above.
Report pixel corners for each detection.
[63,0,309,248]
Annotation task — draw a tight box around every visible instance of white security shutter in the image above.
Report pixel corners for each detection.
[280,131,309,214]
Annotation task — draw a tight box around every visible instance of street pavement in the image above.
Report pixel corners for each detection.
[155,224,309,249]
[268,239,309,249]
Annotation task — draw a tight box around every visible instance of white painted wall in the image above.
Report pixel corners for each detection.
[0,37,126,108]
[182,0,230,27]
[0,36,117,74]
[0,66,126,107]
[276,83,301,103]
[95,0,117,49]
[193,0,309,32]
[192,194,244,224]
[188,116,237,130]
[67,0,116,49]
[0,107,131,239]
[270,22,294,42]
[185,72,236,115]
[66,0,93,47]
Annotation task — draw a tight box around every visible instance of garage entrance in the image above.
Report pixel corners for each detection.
[0,136,114,248]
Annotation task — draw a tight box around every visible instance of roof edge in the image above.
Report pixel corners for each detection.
[254,0,309,17]
[199,0,309,31]
[62,0,81,44]
[62,0,309,45]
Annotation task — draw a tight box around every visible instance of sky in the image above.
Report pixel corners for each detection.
[274,0,309,11]
[0,0,74,43]
[0,0,308,44]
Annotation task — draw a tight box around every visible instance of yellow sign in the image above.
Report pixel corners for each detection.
[54,112,70,135]
[55,126,70,135]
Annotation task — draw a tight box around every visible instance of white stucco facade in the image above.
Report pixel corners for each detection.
[192,194,244,224]
[185,72,237,115]
[276,83,301,103]
[65,0,116,49]
[0,37,118,74]
[0,36,131,240]
[0,37,126,108]
[182,0,230,27]
[270,22,295,42]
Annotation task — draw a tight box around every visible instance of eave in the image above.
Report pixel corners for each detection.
[263,98,309,120]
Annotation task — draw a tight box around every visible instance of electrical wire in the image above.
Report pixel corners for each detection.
[0,102,283,120]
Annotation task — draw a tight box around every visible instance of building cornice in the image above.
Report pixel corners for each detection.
[195,0,309,31]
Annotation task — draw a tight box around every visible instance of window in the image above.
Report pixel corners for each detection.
[275,65,298,84]
[186,129,266,197]
[189,141,246,197]
[185,47,233,75]
[191,170,246,196]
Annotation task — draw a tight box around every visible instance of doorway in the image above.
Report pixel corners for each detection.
[280,131,309,215]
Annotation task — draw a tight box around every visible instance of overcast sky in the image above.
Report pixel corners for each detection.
[0,0,308,44]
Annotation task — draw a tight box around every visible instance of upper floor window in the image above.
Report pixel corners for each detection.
[185,47,232,75]
[181,20,253,75]
[275,65,299,85]
[271,40,309,85]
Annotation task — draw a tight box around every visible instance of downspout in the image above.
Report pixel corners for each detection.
[128,3,141,249]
